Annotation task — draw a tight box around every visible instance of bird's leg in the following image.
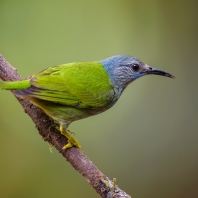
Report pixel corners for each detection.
[60,125,81,150]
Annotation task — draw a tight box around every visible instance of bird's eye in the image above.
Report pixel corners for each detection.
[132,63,139,71]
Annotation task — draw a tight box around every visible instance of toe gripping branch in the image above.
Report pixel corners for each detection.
[60,125,81,150]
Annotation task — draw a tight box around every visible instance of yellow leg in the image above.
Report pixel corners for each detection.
[60,125,81,150]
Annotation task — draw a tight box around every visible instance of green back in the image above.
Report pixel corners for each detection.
[29,62,116,108]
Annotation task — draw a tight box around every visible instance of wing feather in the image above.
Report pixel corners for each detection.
[17,62,116,108]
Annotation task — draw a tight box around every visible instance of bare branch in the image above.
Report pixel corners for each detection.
[0,54,131,198]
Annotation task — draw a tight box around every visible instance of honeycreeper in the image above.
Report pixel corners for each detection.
[0,55,174,150]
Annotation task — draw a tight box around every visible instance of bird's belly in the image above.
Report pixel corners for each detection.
[47,105,103,122]
[31,99,110,124]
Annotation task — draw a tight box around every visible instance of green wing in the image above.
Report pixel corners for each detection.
[22,62,116,108]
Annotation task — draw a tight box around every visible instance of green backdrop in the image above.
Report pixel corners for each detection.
[0,1,197,198]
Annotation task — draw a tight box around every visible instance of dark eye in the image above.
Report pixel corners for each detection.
[132,63,139,71]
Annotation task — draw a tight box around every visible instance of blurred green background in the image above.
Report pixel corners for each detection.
[0,0,197,198]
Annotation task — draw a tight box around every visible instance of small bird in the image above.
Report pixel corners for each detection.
[0,55,174,150]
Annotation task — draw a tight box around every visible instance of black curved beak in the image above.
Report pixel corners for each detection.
[143,65,175,79]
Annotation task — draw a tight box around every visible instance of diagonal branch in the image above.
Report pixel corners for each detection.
[0,54,131,198]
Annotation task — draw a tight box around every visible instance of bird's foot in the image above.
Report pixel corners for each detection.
[60,126,81,150]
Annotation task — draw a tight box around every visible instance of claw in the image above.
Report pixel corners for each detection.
[62,142,73,150]
[67,129,76,136]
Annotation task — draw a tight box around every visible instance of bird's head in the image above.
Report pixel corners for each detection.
[101,55,174,90]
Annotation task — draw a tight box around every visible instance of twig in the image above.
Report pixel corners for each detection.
[0,54,131,198]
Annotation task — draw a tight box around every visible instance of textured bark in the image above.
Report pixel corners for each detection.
[0,54,131,198]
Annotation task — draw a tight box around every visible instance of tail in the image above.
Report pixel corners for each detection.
[0,80,31,90]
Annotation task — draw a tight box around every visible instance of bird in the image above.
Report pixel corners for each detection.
[0,55,174,150]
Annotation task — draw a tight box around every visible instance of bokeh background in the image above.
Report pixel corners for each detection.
[0,1,197,198]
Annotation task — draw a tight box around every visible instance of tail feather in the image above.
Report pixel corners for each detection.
[0,80,31,90]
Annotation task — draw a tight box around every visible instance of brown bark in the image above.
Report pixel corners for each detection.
[0,54,131,198]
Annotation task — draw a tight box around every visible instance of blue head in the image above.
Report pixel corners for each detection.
[100,55,174,91]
